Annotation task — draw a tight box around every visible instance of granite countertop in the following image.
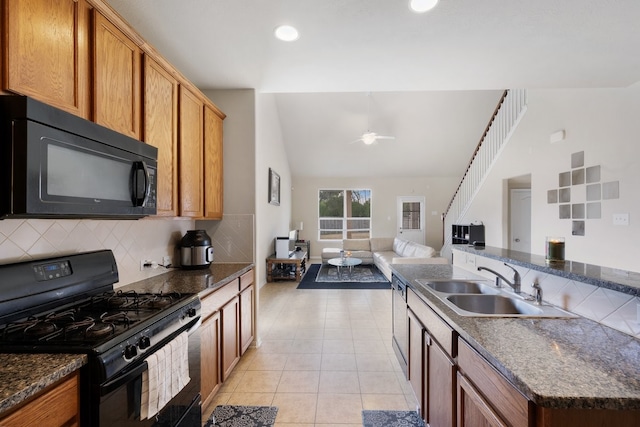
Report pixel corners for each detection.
[392,263,640,411]
[0,353,87,417]
[0,262,252,418]
[453,244,640,297]
[117,262,254,297]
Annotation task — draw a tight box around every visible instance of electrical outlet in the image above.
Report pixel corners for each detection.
[466,254,476,266]
[140,259,153,271]
[613,213,629,226]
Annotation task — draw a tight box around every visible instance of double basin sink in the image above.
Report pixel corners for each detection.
[416,279,576,318]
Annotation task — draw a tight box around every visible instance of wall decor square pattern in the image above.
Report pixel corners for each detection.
[547,151,620,236]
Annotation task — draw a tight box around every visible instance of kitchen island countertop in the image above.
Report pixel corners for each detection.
[392,263,640,410]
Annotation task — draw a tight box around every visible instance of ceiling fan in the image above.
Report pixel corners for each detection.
[350,93,396,145]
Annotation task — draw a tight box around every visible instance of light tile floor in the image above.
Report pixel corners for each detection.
[203,280,418,426]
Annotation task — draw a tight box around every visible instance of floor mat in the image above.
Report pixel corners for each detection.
[362,410,425,427]
[204,405,278,427]
[297,264,391,289]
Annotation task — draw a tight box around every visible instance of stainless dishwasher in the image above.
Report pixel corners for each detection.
[391,273,408,375]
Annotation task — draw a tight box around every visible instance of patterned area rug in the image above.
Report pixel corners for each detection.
[316,262,389,283]
[362,410,425,427]
[297,264,391,289]
[204,405,278,427]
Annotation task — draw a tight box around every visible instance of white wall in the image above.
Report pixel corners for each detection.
[292,176,459,260]
[462,86,640,272]
[255,93,292,286]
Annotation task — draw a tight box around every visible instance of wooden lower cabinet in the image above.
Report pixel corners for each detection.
[221,295,240,381]
[200,269,254,406]
[0,371,80,427]
[458,339,531,427]
[458,372,508,427]
[239,283,254,354]
[428,338,456,427]
[407,289,456,427]
[200,310,221,410]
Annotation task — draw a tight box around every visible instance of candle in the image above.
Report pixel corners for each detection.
[545,237,565,263]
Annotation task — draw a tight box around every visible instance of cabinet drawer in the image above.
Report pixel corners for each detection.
[408,288,456,358]
[201,279,238,320]
[458,338,531,427]
[239,270,254,291]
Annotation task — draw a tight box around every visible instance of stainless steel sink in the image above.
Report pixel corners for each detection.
[416,279,577,318]
[419,280,499,295]
[446,294,543,315]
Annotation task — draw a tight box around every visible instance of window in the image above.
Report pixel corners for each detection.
[319,189,371,240]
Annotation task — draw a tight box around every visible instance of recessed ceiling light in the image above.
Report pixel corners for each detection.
[409,0,439,13]
[274,25,299,42]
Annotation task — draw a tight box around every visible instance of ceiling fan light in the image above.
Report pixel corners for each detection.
[409,0,439,13]
[362,132,377,145]
[274,25,299,42]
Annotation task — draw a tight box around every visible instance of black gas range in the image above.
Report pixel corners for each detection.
[0,250,202,427]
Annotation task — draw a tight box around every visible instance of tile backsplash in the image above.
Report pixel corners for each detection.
[0,218,193,287]
[0,214,255,288]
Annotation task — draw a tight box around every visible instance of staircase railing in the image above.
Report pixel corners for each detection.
[440,89,528,260]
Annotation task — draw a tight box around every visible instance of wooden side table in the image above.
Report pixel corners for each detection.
[266,251,307,282]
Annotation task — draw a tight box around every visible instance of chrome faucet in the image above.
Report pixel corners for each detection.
[477,263,521,293]
[531,281,543,305]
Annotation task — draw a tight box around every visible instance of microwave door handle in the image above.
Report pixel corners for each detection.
[131,161,150,207]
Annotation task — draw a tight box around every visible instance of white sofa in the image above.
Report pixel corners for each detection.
[321,237,448,281]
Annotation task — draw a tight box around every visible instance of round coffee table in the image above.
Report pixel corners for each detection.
[327,257,362,279]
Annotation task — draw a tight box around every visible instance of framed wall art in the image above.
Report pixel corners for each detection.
[268,168,280,206]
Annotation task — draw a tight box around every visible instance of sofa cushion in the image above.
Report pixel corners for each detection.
[402,241,436,258]
[343,239,371,251]
[370,237,394,252]
[393,238,408,254]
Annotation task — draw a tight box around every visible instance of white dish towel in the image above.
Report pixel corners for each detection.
[140,331,191,420]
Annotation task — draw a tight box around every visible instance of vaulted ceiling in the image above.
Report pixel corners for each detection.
[107,0,640,177]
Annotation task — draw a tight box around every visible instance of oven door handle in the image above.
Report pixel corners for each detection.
[100,361,147,396]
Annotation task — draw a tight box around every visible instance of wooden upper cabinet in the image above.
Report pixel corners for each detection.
[204,104,225,219]
[3,0,90,117]
[93,10,141,139]
[143,55,178,216]
[179,85,204,217]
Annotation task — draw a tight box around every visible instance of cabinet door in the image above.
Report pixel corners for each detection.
[221,295,240,381]
[201,311,221,410]
[407,308,424,417]
[203,104,224,219]
[143,55,178,216]
[93,11,141,139]
[179,85,204,217]
[0,372,79,427]
[4,0,90,117]
[458,372,508,427]
[427,339,456,427]
[239,284,254,354]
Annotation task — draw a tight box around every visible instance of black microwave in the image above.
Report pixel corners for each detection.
[0,96,157,219]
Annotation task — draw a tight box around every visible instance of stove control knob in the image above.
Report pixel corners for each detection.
[138,336,151,350]
[124,344,138,360]
[186,308,197,318]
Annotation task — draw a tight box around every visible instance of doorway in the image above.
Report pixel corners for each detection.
[397,196,425,244]
[509,175,531,252]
